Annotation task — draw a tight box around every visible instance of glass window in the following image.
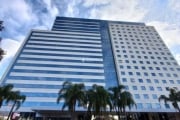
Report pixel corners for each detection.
[166,73,171,77]
[141,86,146,90]
[146,79,151,83]
[129,72,133,75]
[134,66,138,69]
[159,73,163,77]
[120,65,123,69]
[165,104,170,109]
[136,72,141,76]
[152,94,157,99]
[122,78,127,82]
[156,67,160,70]
[132,86,137,90]
[177,80,180,84]
[145,103,152,109]
[139,79,143,83]
[169,80,174,84]
[143,94,149,99]
[162,80,167,83]
[154,103,161,109]
[125,86,129,90]
[121,71,125,75]
[137,103,143,109]
[151,73,156,76]
[134,94,140,99]
[154,79,159,83]
[144,72,148,76]
[127,66,131,69]
[149,67,153,70]
[157,87,162,91]
[149,86,154,91]
[142,66,146,70]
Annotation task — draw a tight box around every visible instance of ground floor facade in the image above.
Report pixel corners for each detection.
[1,111,179,120]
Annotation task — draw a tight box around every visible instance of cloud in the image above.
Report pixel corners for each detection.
[147,21,180,48]
[0,39,22,79]
[83,0,147,22]
[168,0,180,12]
[175,54,180,65]
[64,0,82,17]
[82,0,110,7]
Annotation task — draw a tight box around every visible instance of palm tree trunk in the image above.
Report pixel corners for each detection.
[7,101,16,120]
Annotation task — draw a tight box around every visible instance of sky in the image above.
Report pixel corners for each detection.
[0,0,180,79]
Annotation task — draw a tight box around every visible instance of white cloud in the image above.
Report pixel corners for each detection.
[0,39,22,79]
[82,0,110,7]
[147,21,180,48]
[168,0,180,12]
[85,0,147,22]
[65,0,82,17]
[0,0,36,24]
[175,54,180,65]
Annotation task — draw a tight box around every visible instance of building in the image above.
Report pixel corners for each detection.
[0,17,180,119]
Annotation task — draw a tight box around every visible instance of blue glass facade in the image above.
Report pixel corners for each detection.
[1,17,179,114]
[0,17,118,111]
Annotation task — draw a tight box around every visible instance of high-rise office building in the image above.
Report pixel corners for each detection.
[0,17,180,119]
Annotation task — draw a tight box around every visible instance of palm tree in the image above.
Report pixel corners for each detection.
[0,48,5,61]
[6,91,26,120]
[86,84,112,120]
[0,84,14,108]
[159,88,180,112]
[57,81,86,120]
[109,85,136,120]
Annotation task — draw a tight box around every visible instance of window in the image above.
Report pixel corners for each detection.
[136,72,141,76]
[149,67,153,70]
[151,73,156,76]
[127,66,131,69]
[122,78,127,82]
[157,87,162,91]
[149,86,154,91]
[177,80,180,84]
[154,103,161,109]
[139,79,143,83]
[154,79,159,83]
[120,65,123,69]
[169,80,174,84]
[134,66,138,69]
[125,86,129,90]
[143,94,149,99]
[165,104,170,109]
[129,72,133,75]
[152,94,157,99]
[159,73,163,77]
[146,79,151,83]
[166,73,171,77]
[144,72,148,76]
[132,86,137,90]
[145,103,152,109]
[130,78,135,83]
[121,71,125,75]
[162,80,167,83]
[141,86,146,90]
[137,103,143,109]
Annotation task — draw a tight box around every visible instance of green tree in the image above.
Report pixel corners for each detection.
[0,84,14,107]
[57,81,86,120]
[0,20,5,61]
[159,88,180,112]
[109,85,136,120]
[86,84,112,120]
[0,48,5,61]
[6,91,26,120]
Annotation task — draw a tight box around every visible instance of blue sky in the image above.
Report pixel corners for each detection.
[0,0,180,78]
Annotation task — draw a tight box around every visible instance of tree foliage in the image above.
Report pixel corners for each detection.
[159,88,180,112]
